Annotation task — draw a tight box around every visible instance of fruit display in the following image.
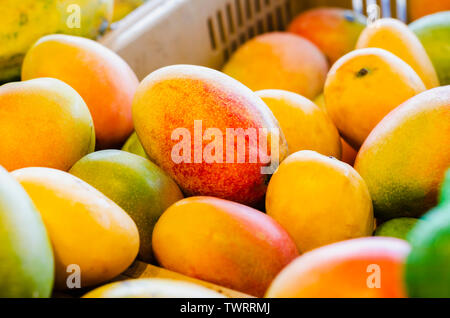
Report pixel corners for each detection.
[0,1,449,301]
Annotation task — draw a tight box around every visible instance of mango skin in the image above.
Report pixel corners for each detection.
[12,167,139,290]
[122,132,149,159]
[0,166,54,298]
[0,0,113,83]
[22,34,139,149]
[133,64,288,206]
[440,169,450,206]
[410,12,450,86]
[152,197,299,297]
[83,278,225,298]
[113,0,145,22]
[355,86,450,220]
[374,218,420,240]
[69,150,183,263]
[256,89,341,159]
[0,78,95,171]
[408,0,450,21]
[356,18,439,89]
[324,48,426,149]
[314,93,358,165]
[222,32,328,100]
[266,237,410,298]
[266,150,374,253]
[288,7,366,64]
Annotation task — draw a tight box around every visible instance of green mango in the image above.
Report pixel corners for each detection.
[69,150,183,263]
[410,11,450,86]
[0,166,54,297]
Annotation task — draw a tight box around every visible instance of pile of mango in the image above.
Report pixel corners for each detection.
[0,3,450,299]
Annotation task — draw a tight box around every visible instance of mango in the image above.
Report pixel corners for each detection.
[256,89,341,158]
[266,237,410,298]
[22,34,139,149]
[152,197,298,297]
[222,32,328,100]
[122,132,149,159]
[410,11,450,86]
[405,206,450,297]
[354,86,450,220]
[83,278,225,298]
[0,0,113,83]
[266,150,374,253]
[69,150,183,263]
[374,218,420,240]
[314,93,358,165]
[408,0,450,21]
[356,18,439,89]
[133,64,288,206]
[0,166,54,298]
[12,167,139,289]
[0,78,94,171]
[288,7,366,64]
[324,48,426,148]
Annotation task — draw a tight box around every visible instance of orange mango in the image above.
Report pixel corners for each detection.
[152,197,299,297]
[22,34,139,149]
[266,237,410,298]
[266,150,374,253]
[222,32,328,100]
[133,64,288,206]
[0,78,94,171]
[314,93,358,165]
[12,167,139,289]
[256,89,341,158]
[355,86,450,219]
[288,7,366,64]
[324,48,426,148]
[356,18,439,89]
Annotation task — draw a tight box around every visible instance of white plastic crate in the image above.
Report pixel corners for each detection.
[101,0,408,80]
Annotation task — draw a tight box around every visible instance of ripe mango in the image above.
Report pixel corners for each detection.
[0,166,54,298]
[356,18,439,89]
[410,12,450,86]
[83,278,225,298]
[122,132,149,159]
[288,7,366,64]
[113,0,145,22]
[222,32,328,100]
[133,65,288,206]
[324,48,426,148]
[266,237,410,298]
[22,34,139,149]
[408,0,450,21]
[0,0,113,83]
[256,89,341,158]
[266,150,374,253]
[69,150,183,263]
[152,197,298,297]
[374,218,420,240]
[0,78,94,171]
[355,86,450,219]
[314,93,358,165]
[12,167,139,289]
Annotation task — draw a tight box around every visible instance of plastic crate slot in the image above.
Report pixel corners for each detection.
[226,3,236,34]
[217,10,228,43]
[257,19,265,34]
[223,48,230,62]
[239,32,247,45]
[235,0,244,26]
[275,6,284,30]
[247,25,255,38]
[266,12,275,31]
[207,17,218,50]
[231,40,238,53]
[245,0,253,19]
[284,0,292,21]
[254,0,261,12]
